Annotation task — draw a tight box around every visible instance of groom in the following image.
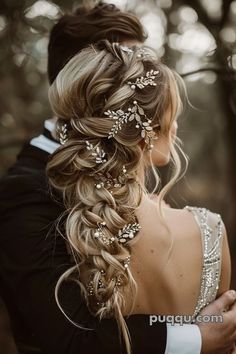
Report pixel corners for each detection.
[0,2,235,354]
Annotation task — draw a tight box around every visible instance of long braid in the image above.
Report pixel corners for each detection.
[47,41,186,354]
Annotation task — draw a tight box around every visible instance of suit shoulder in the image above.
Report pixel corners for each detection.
[0,165,63,216]
[0,168,47,199]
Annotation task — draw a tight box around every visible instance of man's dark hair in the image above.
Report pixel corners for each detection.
[47,2,146,84]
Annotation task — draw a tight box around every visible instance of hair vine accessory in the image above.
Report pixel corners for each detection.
[136,48,149,59]
[87,276,106,297]
[117,44,148,60]
[128,70,159,90]
[105,101,158,148]
[87,272,125,299]
[104,109,130,138]
[120,45,134,55]
[93,220,141,246]
[57,122,68,145]
[112,274,123,287]
[87,280,105,296]
[94,165,127,190]
[94,221,115,245]
[85,142,128,191]
[123,255,131,269]
[117,223,141,244]
[85,141,107,164]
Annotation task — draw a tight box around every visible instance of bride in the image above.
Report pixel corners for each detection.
[47,40,231,354]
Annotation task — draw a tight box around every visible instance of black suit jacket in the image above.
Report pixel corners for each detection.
[0,140,167,354]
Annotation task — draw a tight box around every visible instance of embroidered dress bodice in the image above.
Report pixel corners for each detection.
[184,206,224,318]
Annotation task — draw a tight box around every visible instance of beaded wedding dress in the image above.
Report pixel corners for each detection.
[184,206,224,318]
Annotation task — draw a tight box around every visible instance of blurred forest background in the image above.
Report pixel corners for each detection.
[0,0,235,289]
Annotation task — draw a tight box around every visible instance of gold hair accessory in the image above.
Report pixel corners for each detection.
[120,45,134,55]
[87,276,105,297]
[123,255,131,269]
[87,271,127,299]
[128,70,159,90]
[85,141,107,164]
[94,221,115,246]
[93,220,140,246]
[136,47,149,59]
[117,223,141,244]
[119,44,149,60]
[94,165,127,190]
[105,101,158,148]
[85,142,128,190]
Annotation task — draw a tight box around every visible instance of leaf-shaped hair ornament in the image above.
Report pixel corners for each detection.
[128,70,159,90]
[93,220,141,246]
[85,141,107,164]
[105,101,159,147]
[104,109,130,139]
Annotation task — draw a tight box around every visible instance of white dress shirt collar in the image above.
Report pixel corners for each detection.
[30,119,60,154]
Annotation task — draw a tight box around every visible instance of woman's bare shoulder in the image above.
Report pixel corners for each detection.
[162,204,223,231]
[162,204,200,232]
[138,199,202,244]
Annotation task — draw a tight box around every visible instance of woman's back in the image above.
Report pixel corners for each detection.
[123,196,230,317]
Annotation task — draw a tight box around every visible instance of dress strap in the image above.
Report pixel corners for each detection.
[184,206,224,318]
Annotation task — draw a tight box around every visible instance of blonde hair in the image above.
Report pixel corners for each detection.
[47,41,187,354]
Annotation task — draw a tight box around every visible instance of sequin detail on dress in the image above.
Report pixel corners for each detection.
[184,206,223,319]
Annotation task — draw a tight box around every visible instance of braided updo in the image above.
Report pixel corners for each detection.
[47,40,186,354]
